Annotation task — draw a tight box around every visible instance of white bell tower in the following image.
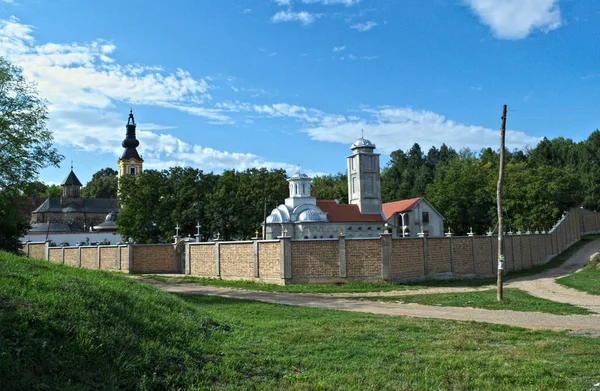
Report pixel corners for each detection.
[347,136,382,214]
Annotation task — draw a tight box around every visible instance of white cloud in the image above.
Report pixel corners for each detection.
[274,0,292,5]
[333,45,346,52]
[347,53,377,60]
[305,107,540,153]
[1,0,16,4]
[464,0,562,39]
[243,8,252,13]
[272,10,319,25]
[350,21,377,32]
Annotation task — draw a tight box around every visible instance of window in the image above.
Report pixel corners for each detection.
[422,212,429,224]
[367,156,373,169]
[352,177,356,193]
[351,157,355,171]
[367,176,374,193]
[130,167,136,175]
[302,183,305,194]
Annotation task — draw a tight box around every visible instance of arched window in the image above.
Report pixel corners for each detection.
[130,167,136,175]
[302,183,305,194]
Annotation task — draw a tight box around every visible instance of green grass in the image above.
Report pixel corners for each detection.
[352,288,590,315]
[145,235,600,294]
[3,251,600,390]
[557,253,600,296]
[145,274,429,293]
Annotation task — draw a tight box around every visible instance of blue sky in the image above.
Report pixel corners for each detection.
[1,0,599,185]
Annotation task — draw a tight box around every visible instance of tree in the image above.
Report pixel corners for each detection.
[81,168,118,198]
[0,58,62,252]
[21,181,61,197]
[311,173,348,203]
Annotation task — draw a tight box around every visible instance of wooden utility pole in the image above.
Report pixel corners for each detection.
[497,104,507,301]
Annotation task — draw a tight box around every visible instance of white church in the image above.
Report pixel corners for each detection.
[264,136,445,239]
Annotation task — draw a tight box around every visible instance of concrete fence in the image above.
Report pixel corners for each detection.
[20,207,599,285]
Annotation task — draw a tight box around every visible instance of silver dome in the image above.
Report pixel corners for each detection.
[289,171,310,180]
[297,209,326,222]
[351,137,376,150]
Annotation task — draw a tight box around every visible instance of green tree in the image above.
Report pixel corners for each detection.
[0,58,62,252]
[311,173,348,203]
[21,181,61,197]
[81,168,118,198]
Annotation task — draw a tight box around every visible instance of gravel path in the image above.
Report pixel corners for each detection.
[140,239,600,334]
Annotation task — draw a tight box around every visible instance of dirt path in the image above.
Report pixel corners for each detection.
[139,239,600,334]
[144,280,600,335]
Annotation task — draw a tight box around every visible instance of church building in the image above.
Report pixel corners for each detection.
[28,109,143,234]
[265,137,387,239]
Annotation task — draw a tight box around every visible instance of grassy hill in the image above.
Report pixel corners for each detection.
[0,251,231,390]
[2,251,600,390]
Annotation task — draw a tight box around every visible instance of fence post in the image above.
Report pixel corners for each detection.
[185,242,191,275]
[471,235,477,275]
[339,234,347,278]
[117,245,122,270]
[381,233,392,280]
[128,243,133,272]
[253,241,260,278]
[26,242,30,257]
[61,247,65,264]
[215,242,221,277]
[45,240,50,261]
[97,246,101,269]
[279,235,292,280]
[78,246,82,267]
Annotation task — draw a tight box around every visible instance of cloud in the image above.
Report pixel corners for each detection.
[271,10,319,25]
[350,21,377,32]
[305,107,540,153]
[274,0,292,5]
[464,0,562,39]
[333,45,346,52]
[347,53,377,60]
[301,0,361,5]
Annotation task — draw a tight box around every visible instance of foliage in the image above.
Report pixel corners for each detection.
[311,173,348,203]
[21,181,61,197]
[81,167,118,198]
[0,58,62,252]
[117,167,288,242]
[4,252,600,390]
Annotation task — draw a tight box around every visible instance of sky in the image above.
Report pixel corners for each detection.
[1,0,600,186]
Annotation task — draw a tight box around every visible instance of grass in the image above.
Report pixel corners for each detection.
[352,288,590,315]
[145,274,429,293]
[557,252,600,296]
[145,234,600,294]
[3,251,600,390]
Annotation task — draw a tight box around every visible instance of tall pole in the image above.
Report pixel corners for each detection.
[497,104,507,301]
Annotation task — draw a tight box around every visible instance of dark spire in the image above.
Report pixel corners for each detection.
[120,108,143,161]
[61,167,82,197]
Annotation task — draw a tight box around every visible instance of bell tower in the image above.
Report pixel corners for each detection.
[347,136,382,214]
[117,108,143,180]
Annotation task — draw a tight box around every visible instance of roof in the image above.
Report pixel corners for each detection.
[351,137,376,150]
[28,222,83,233]
[32,197,119,214]
[316,200,384,222]
[382,198,421,219]
[61,170,82,186]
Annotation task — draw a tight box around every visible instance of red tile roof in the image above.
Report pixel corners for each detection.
[382,198,421,219]
[316,200,385,222]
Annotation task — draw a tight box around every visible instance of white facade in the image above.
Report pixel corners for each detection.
[387,199,444,238]
[347,138,382,214]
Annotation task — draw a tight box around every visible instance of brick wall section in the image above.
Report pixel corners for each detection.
[291,240,339,278]
[48,248,62,263]
[28,243,46,260]
[530,235,541,265]
[258,242,280,278]
[583,210,598,233]
[120,246,129,271]
[391,238,424,279]
[130,245,177,273]
[505,238,514,272]
[64,248,78,267]
[513,237,523,271]
[81,247,97,269]
[473,237,492,276]
[220,242,254,277]
[426,238,451,274]
[100,246,119,270]
[453,238,474,275]
[189,244,216,276]
[346,239,381,277]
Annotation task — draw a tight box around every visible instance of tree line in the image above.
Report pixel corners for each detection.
[64,130,600,242]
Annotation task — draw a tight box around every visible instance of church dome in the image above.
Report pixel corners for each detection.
[105,211,118,222]
[297,209,326,222]
[289,172,310,180]
[351,137,376,150]
[266,206,291,224]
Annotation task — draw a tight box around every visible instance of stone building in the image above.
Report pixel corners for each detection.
[28,109,143,234]
[265,137,387,239]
